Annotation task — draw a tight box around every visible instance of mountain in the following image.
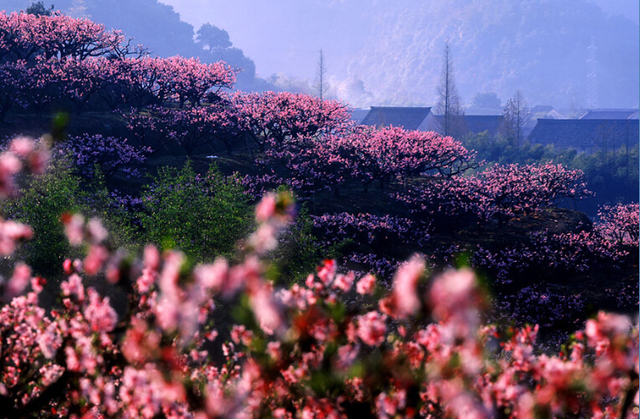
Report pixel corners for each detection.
[347,0,638,108]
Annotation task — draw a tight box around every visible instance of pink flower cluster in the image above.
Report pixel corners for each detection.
[0,137,47,268]
[597,203,640,247]
[0,183,635,417]
[0,12,237,116]
[394,162,592,232]
[247,124,477,199]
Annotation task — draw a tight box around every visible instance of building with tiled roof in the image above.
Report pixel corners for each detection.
[359,106,504,137]
[360,106,435,130]
[527,119,638,153]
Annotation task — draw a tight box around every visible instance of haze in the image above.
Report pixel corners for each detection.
[2,0,638,109]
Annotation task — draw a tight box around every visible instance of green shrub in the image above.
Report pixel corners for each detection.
[2,159,83,278]
[139,161,253,262]
[265,207,324,285]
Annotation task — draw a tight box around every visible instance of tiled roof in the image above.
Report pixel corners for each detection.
[350,108,371,124]
[580,109,639,120]
[360,106,432,130]
[528,119,639,151]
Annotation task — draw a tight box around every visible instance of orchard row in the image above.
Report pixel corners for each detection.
[0,11,236,119]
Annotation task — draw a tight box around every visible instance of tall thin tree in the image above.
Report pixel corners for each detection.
[436,42,463,137]
[315,49,328,101]
[502,90,530,146]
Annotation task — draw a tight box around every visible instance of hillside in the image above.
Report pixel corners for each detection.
[2,109,636,344]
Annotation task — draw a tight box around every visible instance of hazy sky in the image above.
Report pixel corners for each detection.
[158,0,639,82]
[156,0,372,80]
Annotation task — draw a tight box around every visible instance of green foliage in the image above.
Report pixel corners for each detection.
[572,144,639,213]
[139,161,253,262]
[461,132,570,166]
[2,159,82,278]
[81,167,140,254]
[265,207,324,285]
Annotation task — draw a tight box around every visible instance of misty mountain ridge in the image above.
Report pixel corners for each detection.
[344,0,638,109]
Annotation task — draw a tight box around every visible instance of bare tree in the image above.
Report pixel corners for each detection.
[436,42,464,137]
[315,49,328,101]
[502,90,531,146]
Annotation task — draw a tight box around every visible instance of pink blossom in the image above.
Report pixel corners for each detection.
[39,364,64,387]
[231,325,254,346]
[250,282,283,336]
[37,322,62,359]
[429,268,478,322]
[248,223,278,254]
[136,267,157,294]
[357,311,387,346]
[267,341,281,360]
[381,256,424,319]
[27,147,49,175]
[122,317,161,365]
[87,217,108,243]
[255,192,277,222]
[0,152,22,195]
[9,136,34,158]
[63,258,73,275]
[356,273,376,294]
[63,213,85,246]
[143,245,160,270]
[83,244,109,275]
[155,295,180,332]
[332,272,354,292]
[61,273,85,301]
[335,343,359,370]
[0,219,32,255]
[193,257,228,291]
[317,259,337,287]
[376,389,406,418]
[65,346,80,371]
[6,262,30,298]
[84,288,117,333]
[586,311,633,356]
[30,276,45,294]
[226,255,261,297]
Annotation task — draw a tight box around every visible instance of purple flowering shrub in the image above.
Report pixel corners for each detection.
[64,133,151,178]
